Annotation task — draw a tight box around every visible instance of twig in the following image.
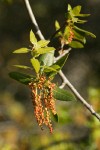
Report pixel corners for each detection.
[59,70,100,121]
[24,0,44,40]
[24,0,100,121]
[54,48,71,62]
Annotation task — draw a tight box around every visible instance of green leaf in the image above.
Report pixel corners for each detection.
[53,114,59,122]
[64,26,70,38]
[72,17,78,23]
[53,87,76,101]
[73,5,81,15]
[77,19,87,24]
[55,20,60,30]
[77,14,90,17]
[9,72,35,85]
[13,65,32,70]
[39,51,54,66]
[13,48,29,54]
[44,52,68,77]
[30,58,40,73]
[68,4,72,11]
[50,65,61,70]
[69,41,84,48]
[30,30,37,44]
[35,47,55,55]
[54,53,69,70]
[74,26,96,38]
[44,65,60,73]
[55,20,62,36]
[37,40,50,47]
[73,30,86,44]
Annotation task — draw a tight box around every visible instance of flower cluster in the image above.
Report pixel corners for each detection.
[29,75,57,133]
[68,27,74,43]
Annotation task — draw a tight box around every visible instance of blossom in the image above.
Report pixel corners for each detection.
[29,75,57,133]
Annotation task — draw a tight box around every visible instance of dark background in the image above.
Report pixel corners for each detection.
[0,0,100,150]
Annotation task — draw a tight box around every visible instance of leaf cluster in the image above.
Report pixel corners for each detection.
[55,4,96,48]
[9,4,96,124]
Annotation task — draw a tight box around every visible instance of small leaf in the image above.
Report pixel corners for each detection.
[73,30,86,44]
[39,51,54,66]
[37,40,50,47]
[54,53,69,70]
[73,5,81,15]
[53,87,76,101]
[55,20,60,30]
[74,26,96,38]
[13,48,29,54]
[30,30,37,44]
[77,14,90,17]
[51,65,60,70]
[44,65,60,73]
[55,20,62,36]
[64,26,70,38]
[69,41,84,48]
[35,47,55,55]
[77,19,87,24]
[13,65,32,70]
[30,58,40,73]
[53,114,59,122]
[9,72,35,84]
[44,53,68,76]
[68,4,72,11]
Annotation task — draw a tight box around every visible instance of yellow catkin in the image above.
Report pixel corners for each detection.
[68,27,74,43]
[29,76,57,133]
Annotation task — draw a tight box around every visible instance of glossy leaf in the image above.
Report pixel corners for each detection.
[13,48,29,54]
[13,65,32,70]
[44,65,60,73]
[73,30,86,44]
[77,19,87,24]
[64,26,70,38]
[39,51,54,66]
[30,30,37,44]
[30,58,40,73]
[9,72,35,84]
[53,87,76,101]
[78,14,90,17]
[69,41,84,48]
[68,4,72,11]
[43,58,66,78]
[37,40,50,47]
[54,53,69,69]
[55,20,62,36]
[55,20,60,30]
[74,26,96,38]
[35,47,55,55]
[51,64,61,70]
[73,5,81,15]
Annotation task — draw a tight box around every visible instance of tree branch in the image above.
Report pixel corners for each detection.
[24,0,100,121]
[24,0,44,40]
[54,48,71,62]
[59,70,100,120]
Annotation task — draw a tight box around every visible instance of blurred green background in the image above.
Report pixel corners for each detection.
[0,0,100,150]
